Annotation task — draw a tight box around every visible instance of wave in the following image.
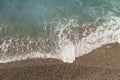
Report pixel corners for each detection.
[0,16,120,63]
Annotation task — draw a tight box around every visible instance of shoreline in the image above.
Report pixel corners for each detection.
[0,43,120,80]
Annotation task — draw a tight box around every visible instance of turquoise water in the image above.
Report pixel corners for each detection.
[0,0,120,63]
[0,0,119,38]
[0,0,118,24]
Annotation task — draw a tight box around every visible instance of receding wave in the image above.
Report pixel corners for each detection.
[0,16,120,63]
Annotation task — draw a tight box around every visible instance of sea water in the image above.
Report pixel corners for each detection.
[0,0,120,63]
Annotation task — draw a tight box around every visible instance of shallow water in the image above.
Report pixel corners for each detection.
[0,0,120,63]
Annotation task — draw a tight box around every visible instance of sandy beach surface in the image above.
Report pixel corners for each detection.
[0,43,120,80]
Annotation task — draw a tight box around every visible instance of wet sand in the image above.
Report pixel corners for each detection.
[0,43,120,80]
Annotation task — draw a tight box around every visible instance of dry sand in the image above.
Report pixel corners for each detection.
[0,43,120,80]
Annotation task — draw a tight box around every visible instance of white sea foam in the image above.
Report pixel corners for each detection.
[0,16,120,63]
